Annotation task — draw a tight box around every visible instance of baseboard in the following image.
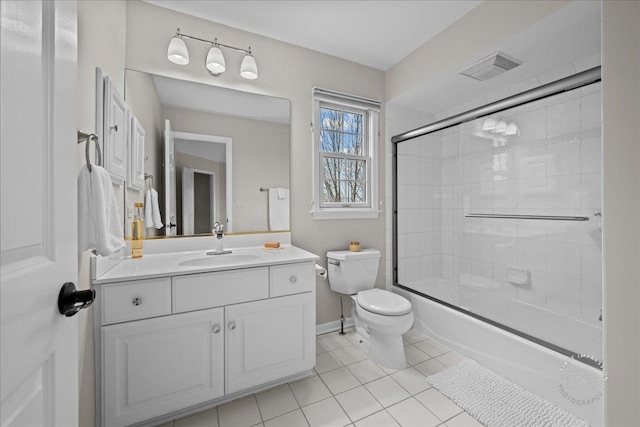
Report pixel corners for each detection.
[316,317,354,335]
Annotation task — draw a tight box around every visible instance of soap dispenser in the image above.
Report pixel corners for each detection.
[131,202,144,258]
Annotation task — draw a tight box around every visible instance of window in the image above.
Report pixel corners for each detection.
[312,88,381,220]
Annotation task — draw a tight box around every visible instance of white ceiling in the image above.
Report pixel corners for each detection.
[145,0,481,70]
[394,0,601,115]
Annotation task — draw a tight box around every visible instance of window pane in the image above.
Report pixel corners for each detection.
[343,111,363,134]
[322,157,343,181]
[345,159,366,181]
[343,133,364,155]
[320,106,365,155]
[322,156,367,203]
[323,180,366,203]
[320,108,342,131]
[321,130,342,153]
[346,181,366,203]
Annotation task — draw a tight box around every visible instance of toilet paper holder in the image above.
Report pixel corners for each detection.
[315,264,327,279]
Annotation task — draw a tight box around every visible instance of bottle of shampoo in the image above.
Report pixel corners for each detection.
[131,202,144,259]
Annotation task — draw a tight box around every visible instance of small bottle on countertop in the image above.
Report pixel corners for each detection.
[132,202,144,259]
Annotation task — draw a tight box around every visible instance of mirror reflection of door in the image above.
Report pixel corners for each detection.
[171,131,232,235]
[164,119,177,236]
[182,168,216,235]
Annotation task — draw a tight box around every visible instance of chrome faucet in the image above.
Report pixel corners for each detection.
[213,221,224,237]
[208,222,232,255]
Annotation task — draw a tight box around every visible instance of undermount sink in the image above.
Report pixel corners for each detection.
[178,253,263,267]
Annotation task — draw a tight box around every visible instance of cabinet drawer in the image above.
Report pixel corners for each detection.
[270,262,315,297]
[101,278,171,324]
[173,267,269,313]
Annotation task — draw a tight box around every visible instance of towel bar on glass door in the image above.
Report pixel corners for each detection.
[465,213,589,221]
[77,130,101,172]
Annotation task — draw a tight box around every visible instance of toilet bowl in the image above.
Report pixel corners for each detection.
[327,249,414,369]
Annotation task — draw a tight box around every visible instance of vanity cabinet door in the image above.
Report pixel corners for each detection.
[225,293,315,394]
[102,308,224,427]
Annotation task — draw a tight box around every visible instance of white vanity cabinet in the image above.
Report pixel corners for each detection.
[226,292,314,394]
[102,308,225,427]
[94,260,316,427]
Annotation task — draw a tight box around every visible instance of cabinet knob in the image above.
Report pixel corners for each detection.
[228,322,236,331]
[290,275,297,284]
[132,297,142,306]
[212,325,221,334]
[111,124,118,132]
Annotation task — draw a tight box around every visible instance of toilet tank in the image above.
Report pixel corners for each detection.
[326,249,381,295]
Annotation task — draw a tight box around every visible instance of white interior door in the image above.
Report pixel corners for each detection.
[1,1,79,426]
[182,167,195,235]
[164,120,176,235]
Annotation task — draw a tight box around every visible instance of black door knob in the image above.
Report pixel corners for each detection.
[58,282,95,317]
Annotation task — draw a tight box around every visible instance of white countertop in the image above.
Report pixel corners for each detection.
[92,245,319,284]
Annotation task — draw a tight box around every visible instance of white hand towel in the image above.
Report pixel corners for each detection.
[78,164,125,256]
[144,188,164,229]
[268,188,290,231]
[277,187,286,200]
[144,189,154,227]
[150,188,163,229]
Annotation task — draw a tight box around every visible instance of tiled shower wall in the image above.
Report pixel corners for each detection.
[388,82,602,323]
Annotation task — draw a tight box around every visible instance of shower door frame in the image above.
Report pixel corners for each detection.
[391,67,602,367]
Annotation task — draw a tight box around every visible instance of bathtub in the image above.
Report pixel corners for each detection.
[393,281,604,426]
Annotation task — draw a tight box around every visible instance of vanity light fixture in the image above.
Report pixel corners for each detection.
[167,29,258,80]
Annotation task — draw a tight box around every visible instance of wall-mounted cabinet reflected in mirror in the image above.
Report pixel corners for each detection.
[125,70,291,237]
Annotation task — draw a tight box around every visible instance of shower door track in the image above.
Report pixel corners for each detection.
[394,283,601,370]
[391,67,602,368]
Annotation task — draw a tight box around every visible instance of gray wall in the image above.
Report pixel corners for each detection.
[601,1,640,424]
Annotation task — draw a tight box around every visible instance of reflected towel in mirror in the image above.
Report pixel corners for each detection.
[144,188,164,229]
[268,188,290,231]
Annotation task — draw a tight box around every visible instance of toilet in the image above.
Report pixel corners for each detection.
[327,249,414,370]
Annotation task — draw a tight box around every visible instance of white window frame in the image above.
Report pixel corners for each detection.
[311,87,380,220]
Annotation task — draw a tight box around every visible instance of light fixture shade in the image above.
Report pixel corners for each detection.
[167,36,189,65]
[240,54,258,79]
[206,46,226,74]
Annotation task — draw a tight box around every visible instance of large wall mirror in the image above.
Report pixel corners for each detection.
[125,70,291,236]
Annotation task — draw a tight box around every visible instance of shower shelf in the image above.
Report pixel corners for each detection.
[465,213,589,221]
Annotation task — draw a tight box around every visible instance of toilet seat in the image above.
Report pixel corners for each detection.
[357,289,412,316]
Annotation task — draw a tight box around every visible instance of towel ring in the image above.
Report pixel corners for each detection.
[77,130,102,172]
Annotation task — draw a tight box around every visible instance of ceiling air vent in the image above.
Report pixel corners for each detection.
[460,52,522,81]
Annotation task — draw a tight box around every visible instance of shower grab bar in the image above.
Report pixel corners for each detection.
[465,213,589,221]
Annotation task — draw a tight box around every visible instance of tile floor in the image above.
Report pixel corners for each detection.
[158,328,484,427]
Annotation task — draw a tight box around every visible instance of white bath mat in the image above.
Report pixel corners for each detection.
[427,360,589,427]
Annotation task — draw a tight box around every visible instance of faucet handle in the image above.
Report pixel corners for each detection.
[213,221,224,235]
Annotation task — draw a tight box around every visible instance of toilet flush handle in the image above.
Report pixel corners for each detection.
[328,259,340,267]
